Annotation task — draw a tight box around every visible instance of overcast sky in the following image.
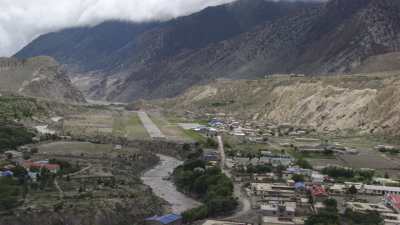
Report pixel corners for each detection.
[0,0,238,57]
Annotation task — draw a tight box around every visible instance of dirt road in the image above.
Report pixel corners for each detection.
[217,135,251,218]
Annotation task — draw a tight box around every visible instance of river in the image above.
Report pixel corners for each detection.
[141,154,201,213]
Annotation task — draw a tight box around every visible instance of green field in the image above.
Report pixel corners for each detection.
[65,111,149,140]
[125,112,149,140]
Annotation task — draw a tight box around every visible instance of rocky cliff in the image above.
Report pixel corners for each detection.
[0,56,85,103]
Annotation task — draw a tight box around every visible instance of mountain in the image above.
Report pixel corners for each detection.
[0,56,86,103]
[15,0,400,102]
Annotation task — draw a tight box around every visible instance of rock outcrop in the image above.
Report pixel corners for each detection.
[0,56,85,103]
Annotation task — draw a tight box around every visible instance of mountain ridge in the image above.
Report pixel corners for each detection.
[15,0,400,102]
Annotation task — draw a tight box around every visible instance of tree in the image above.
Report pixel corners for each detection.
[344,209,383,225]
[348,185,358,196]
[0,177,21,210]
[384,172,390,179]
[296,158,313,169]
[292,174,305,183]
[205,138,218,148]
[323,198,338,211]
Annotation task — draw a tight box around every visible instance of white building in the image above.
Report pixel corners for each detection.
[346,202,393,214]
[363,185,400,195]
[381,213,400,225]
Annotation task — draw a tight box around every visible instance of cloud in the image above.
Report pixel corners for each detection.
[0,0,236,56]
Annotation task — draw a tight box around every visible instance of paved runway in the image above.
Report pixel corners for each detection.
[137,111,166,139]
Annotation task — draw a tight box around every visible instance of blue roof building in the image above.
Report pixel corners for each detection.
[1,170,14,177]
[145,214,182,225]
[294,182,306,190]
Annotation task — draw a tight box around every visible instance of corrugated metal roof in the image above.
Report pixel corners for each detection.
[145,214,182,224]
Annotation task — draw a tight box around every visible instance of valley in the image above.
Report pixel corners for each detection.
[2,0,400,224]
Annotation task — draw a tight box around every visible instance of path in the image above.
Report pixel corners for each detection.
[137,111,166,139]
[64,163,92,177]
[54,178,64,199]
[141,154,201,213]
[217,135,251,218]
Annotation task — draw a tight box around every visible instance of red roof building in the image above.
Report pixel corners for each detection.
[22,161,60,173]
[385,194,400,213]
[309,185,328,198]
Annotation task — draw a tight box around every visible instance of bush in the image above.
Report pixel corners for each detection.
[205,138,218,148]
[344,209,383,225]
[296,158,313,169]
[321,167,375,182]
[305,211,340,225]
[292,174,305,183]
[0,177,21,210]
[305,198,339,225]
[182,205,209,222]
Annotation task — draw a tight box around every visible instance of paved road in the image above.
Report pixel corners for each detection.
[137,111,166,139]
[217,135,251,218]
[142,154,201,213]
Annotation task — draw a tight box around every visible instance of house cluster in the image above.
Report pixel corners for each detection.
[193,118,360,159]
[202,148,221,166]
[240,162,400,225]
[232,151,294,168]
[190,117,313,144]
[0,147,60,182]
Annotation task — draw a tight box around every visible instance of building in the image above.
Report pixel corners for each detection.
[113,145,122,150]
[259,202,296,218]
[251,183,296,200]
[374,178,400,186]
[261,217,304,225]
[203,149,221,162]
[202,220,252,225]
[4,150,22,159]
[346,202,393,214]
[296,145,325,154]
[329,184,346,194]
[0,170,13,177]
[381,213,400,225]
[309,185,328,202]
[285,167,312,177]
[363,185,400,195]
[145,214,182,225]
[253,173,275,182]
[22,160,60,174]
[311,173,325,184]
[259,154,294,167]
[385,194,400,213]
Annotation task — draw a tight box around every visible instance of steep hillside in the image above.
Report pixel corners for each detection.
[160,71,400,137]
[15,0,400,102]
[15,0,321,101]
[0,56,85,103]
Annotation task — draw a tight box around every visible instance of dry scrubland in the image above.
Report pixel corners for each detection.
[162,71,400,138]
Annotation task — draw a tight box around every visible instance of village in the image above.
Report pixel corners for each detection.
[167,115,400,225]
[1,110,400,225]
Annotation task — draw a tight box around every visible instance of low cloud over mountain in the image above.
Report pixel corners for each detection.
[0,0,237,56]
